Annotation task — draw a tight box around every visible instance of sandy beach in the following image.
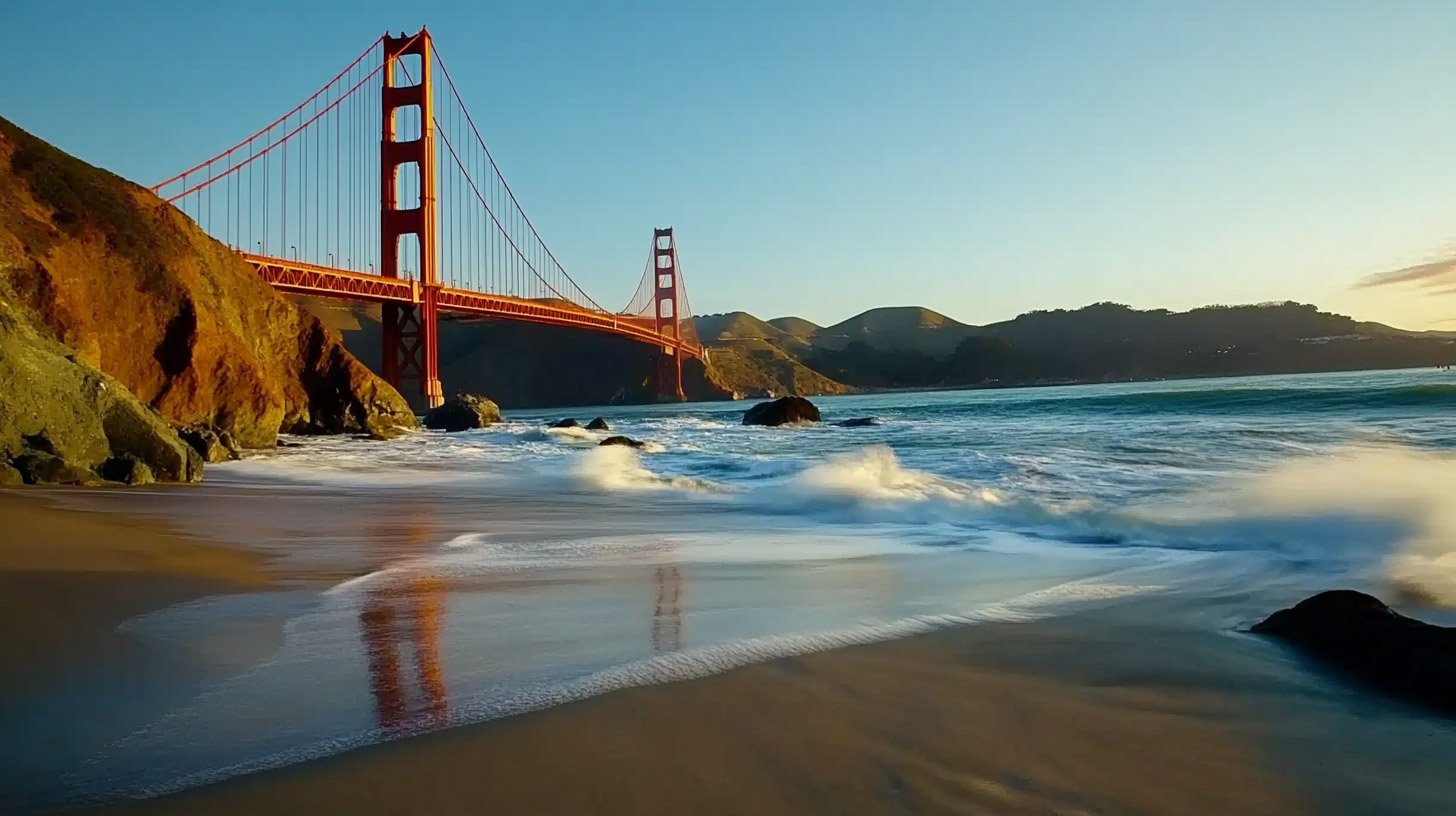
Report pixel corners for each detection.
[8,451,1456,816]
[0,491,268,809]
[68,619,1316,816]
[0,492,266,695]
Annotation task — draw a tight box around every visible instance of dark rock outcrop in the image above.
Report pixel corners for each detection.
[743,396,821,426]
[98,453,155,486]
[0,117,416,450]
[180,427,237,463]
[586,417,610,431]
[1253,590,1456,716]
[834,417,880,427]
[599,435,645,448]
[422,392,501,432]
[12,451,100,485]
[551,418,581,429]
[0,290,203,484]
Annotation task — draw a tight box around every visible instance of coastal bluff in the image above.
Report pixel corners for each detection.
[0,117,415,481]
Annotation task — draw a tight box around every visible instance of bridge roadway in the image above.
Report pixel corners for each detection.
[244,253,705,361]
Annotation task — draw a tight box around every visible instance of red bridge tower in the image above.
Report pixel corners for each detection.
[380,29,443,408]
[653,228,686,402]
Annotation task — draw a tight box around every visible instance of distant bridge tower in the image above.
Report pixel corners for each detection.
[380,28,443,408]
[653,228,686,402]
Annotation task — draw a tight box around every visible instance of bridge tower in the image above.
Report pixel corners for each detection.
[380,29,444,408]
[652,228,686,402]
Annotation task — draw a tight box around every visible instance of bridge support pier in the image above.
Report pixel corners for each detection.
[381,295,442,410]
[655,351,684,403]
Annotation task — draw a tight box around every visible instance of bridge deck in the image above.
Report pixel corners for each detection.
[245,253,703,360]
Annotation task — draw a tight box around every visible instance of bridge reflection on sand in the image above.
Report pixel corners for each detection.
[360,571,449,730]
[357,535,687,730]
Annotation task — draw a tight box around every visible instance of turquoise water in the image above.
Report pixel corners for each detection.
[5,368,1456,809]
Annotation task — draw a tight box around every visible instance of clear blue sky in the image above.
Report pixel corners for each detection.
[7,0,1456,329]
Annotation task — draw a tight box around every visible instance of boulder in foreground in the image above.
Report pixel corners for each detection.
[550,418,581,429]
[586,417,610,431]
[422,392,501,432]
[743,396,820,426]
[0,291,203,485]
[1253,590,1456,716]
[834,417,880,427]
[599,435,645,448]
[179,427,238,463]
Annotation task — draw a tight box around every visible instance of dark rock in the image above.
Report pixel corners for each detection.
[586,417,610,431]
[12,452,101,486]
[276,439,303,448]
[1253,590,1456,716]
[0,291,201,484]
[599,435,645,448]
[216,430,240,459]
[180,427,231,464]
[422,392,502,432]
[98,397,202,482]
[20,432,57,456]
[743,396,821,427]
[550,418,581,429]
[0,462,23,486]
[98,453,155,486]
[834,417,880,428]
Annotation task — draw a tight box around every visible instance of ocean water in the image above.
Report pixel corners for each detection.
[7,368,1456,809]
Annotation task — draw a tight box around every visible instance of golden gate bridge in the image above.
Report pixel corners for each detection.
[152,27,702,407]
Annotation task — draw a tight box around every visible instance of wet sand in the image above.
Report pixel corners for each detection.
[7,489,1456,816]
[0,491,270,809]
[79,621,1315,816]
[0,492,266,696]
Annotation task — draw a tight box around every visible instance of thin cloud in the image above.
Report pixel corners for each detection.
[1354,259,1456,290]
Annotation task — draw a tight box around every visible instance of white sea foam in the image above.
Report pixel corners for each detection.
[572,445,724,492]
[1152,447,1456,606]
[787,445,1007,504]
[792,442,1007,507]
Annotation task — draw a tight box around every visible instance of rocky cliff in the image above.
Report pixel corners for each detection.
[0,284,202,485]
[0,117,415,455]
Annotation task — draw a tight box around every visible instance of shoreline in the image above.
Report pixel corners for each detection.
[0,490,271,811]
[61,609,1456,816]
[0,490,269,697]
[69,618,1314,816]
[0,488,1453,815]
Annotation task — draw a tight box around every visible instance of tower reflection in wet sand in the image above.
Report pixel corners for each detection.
[359,520,448,730]
[652,565,684,654]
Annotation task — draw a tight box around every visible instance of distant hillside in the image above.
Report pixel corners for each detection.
[807,301,1455,388]
[302,295,1453,405]
[812,306,974,357]
[702,339,850,399]
[692,311,787,342]
[766,316,821,337]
